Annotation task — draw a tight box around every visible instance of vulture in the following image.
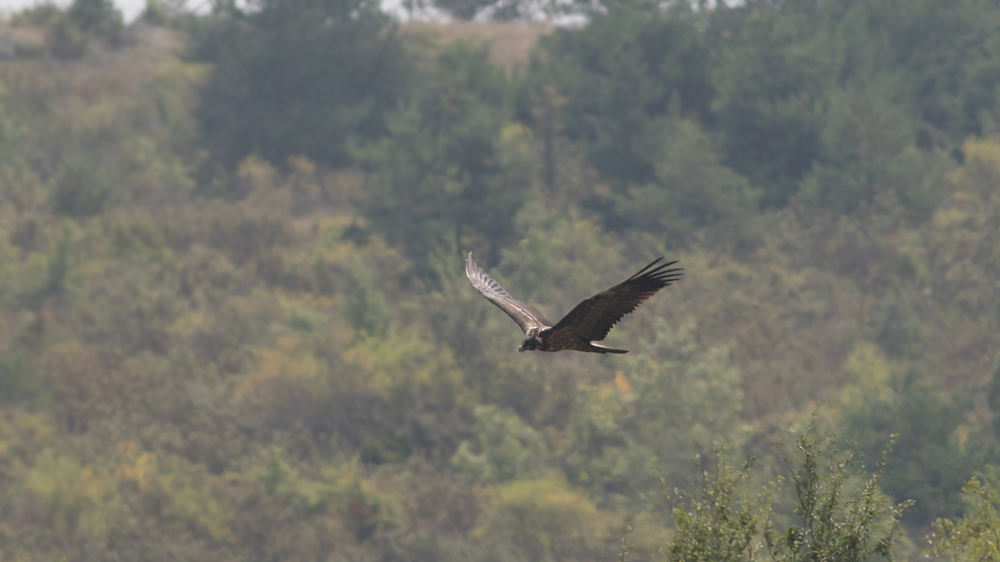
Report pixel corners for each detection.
[465,253,682,354]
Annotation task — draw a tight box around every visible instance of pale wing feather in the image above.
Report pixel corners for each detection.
[466,253,551,334]
[548,258,683,342]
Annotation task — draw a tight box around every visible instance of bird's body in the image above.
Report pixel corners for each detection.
[465,253,682,354]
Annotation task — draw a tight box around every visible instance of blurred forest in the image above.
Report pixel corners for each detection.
[0,0,999,560]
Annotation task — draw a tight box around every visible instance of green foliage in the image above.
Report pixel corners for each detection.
[797,76,943,217]
[613,118,760,248]
[838,344,972,527]
[708,0,1000,208]
[627,318,747,454]
[664,453,761,562]
[0,90,40,211]
[46,0,125,59]
[764,427,910,562]
[661,424,910,562]
[473,477,617,561]
[0,347,47,408]
[50,155,119,217]
[0,2,999,559]
[141,0,170,26]
[708,1,830,207]
[358,42,533,268]
[11,3,64,27]
[929,478,1000,562]
[191,0,410,169]
[66,0,123,39]
[881,0,1000,143]
[534,6,711,186]
[560,317,749,504]
[451,404,547,483]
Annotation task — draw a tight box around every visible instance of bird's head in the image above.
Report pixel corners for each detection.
[518,336,539,352]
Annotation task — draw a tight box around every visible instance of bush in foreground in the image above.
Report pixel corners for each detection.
[635,420,912,562]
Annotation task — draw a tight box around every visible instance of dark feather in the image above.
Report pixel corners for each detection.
[465,252,552,334]
[547,258,683,342]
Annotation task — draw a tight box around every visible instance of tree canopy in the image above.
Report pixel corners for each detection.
[0,0,999,559]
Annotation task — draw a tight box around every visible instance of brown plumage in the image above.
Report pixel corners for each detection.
[465,253,682,354]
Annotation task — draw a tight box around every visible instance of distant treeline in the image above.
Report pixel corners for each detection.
[0,0,998,560]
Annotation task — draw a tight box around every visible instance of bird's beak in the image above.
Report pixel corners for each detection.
[518,344,525,352]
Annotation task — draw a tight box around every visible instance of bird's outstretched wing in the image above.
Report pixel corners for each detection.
[466,252,552,334]
[547,258,682,342]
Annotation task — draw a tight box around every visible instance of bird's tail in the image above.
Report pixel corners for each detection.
[588,342,628,354]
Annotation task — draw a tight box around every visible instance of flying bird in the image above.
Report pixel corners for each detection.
[465,253,682,354]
